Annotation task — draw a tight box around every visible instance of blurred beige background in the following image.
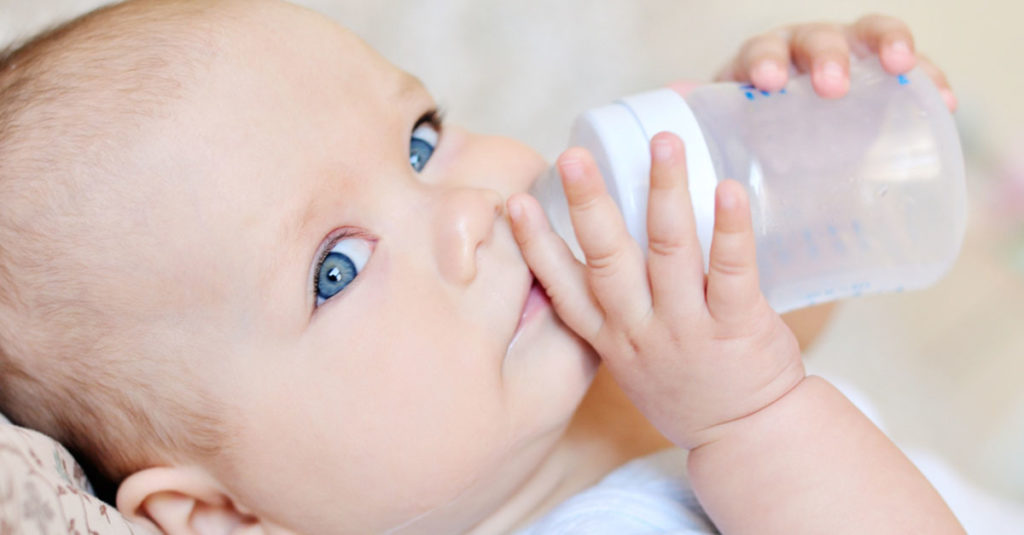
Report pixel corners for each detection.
[3,0,1023,513]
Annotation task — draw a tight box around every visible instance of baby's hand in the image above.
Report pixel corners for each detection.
[508,133,804,449]
[717,14,957,111]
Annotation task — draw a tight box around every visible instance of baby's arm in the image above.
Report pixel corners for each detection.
[688,376,958,533]
[508,133,963,532]
[701,18,961,528]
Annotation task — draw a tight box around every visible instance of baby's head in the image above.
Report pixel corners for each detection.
[0,0,598,532]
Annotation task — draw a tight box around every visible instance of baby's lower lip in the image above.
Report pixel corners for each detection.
[506,278,551,356]
[516,279,550,331]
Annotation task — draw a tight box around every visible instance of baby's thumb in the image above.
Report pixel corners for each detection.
[507,193,604,342]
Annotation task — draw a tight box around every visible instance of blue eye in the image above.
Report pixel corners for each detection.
[410,113,441,172]
[314,236,373,307]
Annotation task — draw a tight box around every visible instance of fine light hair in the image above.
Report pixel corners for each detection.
[0,0,235,499]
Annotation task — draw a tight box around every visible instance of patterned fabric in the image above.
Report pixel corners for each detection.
[0,420,153,535]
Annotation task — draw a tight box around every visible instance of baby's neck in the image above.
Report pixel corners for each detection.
[470,365,673,534]
[564,364,675,465]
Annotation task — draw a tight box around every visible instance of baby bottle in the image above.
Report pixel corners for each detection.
[529,57,966,313]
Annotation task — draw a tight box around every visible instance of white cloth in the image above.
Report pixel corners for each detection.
[515,447,716,534]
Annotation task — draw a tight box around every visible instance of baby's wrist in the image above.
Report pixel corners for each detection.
[686,372,814,450]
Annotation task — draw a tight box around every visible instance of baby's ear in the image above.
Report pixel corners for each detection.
[117,465,268,535]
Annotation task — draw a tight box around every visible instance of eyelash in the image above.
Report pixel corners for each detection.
[416,107,446,137]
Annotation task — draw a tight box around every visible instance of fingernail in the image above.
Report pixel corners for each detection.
[718,188,737,211]
[753,60,783,86]
[508,198,523,222]
[888,40,911,58]
[560,159,584,182]
[820,60,844,83]
[653,138,673,162]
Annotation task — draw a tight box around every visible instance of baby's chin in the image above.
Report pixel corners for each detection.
[504,311,599,424]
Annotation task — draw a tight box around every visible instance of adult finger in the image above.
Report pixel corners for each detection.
[848,13,916,74]
[718,31,791,91]
[789,23,851,98]
[917,54,957,112]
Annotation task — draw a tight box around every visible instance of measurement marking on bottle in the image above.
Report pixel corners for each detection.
[741,85,785,101]
[851,219,871,250]
[803,229,819,258]
[765,236,790,265]
[827,224,846,254]
[804,291,826,305]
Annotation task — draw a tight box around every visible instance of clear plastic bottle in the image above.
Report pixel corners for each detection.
[530,57,966,313]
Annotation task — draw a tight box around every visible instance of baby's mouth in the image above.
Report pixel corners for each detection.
[515,277,550,332]
[506,272,552,358]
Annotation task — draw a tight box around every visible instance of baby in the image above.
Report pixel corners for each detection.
[0,0,964,533]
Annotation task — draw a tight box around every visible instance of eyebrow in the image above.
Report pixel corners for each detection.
[395,72,427,102]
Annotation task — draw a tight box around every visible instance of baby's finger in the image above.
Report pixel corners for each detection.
[508,193,605,340]
[705,180,762,322]
[721,31,791,91]
[559,148,652,330]
[646,133,705,317]
[916,54,957,112]
[848,14,916,74]
[789,23,851,98]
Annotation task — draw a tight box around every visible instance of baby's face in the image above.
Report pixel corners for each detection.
[121,1,598,533]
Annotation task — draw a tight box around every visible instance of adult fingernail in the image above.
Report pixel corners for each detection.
[753,60,783,87]
[888,40,911,59]
[820,60,844,83]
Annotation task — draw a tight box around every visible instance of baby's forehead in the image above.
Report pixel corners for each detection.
[11,1,410,269]
[0,1,426,342]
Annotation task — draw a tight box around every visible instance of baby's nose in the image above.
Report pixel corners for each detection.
[432,187,504,286]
